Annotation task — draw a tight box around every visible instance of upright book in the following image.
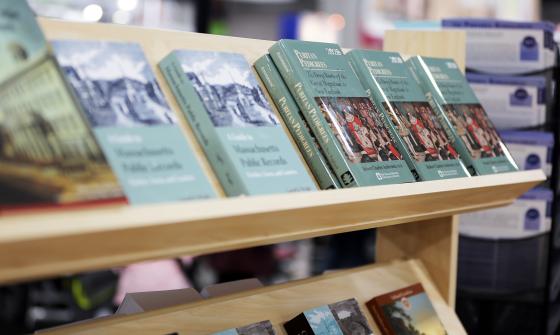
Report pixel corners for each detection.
[347,49,469,181]
[269,40,415,187]
[406,56,518,175]
[254,54,340,190]
[0,1,121,207]
[284,298,374,335]
[160,50,316,196]
[366,283,447,335]
[52,40,216,204]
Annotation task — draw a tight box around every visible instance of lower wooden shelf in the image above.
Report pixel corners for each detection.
[43,259,466,335]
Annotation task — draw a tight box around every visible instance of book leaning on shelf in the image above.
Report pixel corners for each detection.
[347,49,469,181]
[213,320,277,335]
[160,49,316,196]
[254,54,340,190]
[406,56,518,175]
[0,1,122,207]
[269,40,415,187]
[51,40,216,204]
[366,283,448,335]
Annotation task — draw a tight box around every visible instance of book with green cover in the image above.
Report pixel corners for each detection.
[406,56,518,175]
[254,54,340,190]
[160,50,316,196]
[347,49,470,181]
[52,40,216,204]
[269,40,415,187]
[0,1,122,206]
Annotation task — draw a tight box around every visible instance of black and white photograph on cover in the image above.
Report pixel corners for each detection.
[236,320,276,335]
[329,299,374,335]
[177,50,279,128]
[52,41,178,128]
[315,96,403,164]
[383,101,459,163]
[443,103,505,159]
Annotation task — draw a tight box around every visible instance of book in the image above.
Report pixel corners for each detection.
[269,40,415,187]
[52,40,216,204]
[500,130,553,176]
[466,73,547,130]
[0,1,122,206]
[366,283,447,335]
[406,56,518,175]
[213,320,276,335]
[442,18,556,74]
[254,54,340,190]
[460,187,552,239]
[160,50,316,196]
[347,50,469,181]
[284,298,374,335]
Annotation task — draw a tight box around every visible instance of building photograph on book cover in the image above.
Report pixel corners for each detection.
[0,59,118,203]
[177,50,279,128]
[52,41,177,128]
[315,96,403,164]
[329,299,373,335]
[384,101,459,163]
[381,292,447,335]
[443,103,505,159]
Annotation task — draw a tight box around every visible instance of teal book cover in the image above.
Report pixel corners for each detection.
[254,54,340,190]
[0,2,122,206]
[160,50,316,196]
[406,56,518,175]
[269,40,415,187]
[52,40,216,204]
[348,49,470,181]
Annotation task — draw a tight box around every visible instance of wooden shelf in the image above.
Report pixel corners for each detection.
[0,170,544,284]
[0,19,545,334]
[41,259,467,335]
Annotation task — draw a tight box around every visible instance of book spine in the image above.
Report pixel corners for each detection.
[254,55,340,190]
[160,53,248,196]
[406,57,476,175]
[365,300,395,335]
[347,53,420,181]
[269,43,358,188]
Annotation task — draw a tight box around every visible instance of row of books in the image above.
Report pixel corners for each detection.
[212,283,444,335]
[0,2,518,209]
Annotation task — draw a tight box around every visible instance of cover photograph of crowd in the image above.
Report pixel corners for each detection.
[315,96,403,164]
[443,103,505,159]
[384,101,459,162]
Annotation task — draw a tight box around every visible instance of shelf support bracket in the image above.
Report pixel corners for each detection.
[376,215,459,307]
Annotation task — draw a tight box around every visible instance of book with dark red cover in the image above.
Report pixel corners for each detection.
[366,283,447,335]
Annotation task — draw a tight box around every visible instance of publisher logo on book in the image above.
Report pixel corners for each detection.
[437,169,458,178]
[376,172,400,181]
[341,171,355,186]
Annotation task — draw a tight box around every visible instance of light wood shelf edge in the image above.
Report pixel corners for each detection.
[41,259,466,335]
[0,169,544,243]
[0,169,543,284]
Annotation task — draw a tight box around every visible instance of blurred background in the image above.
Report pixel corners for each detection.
[28,0,549,47]
[2,0,560,334]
